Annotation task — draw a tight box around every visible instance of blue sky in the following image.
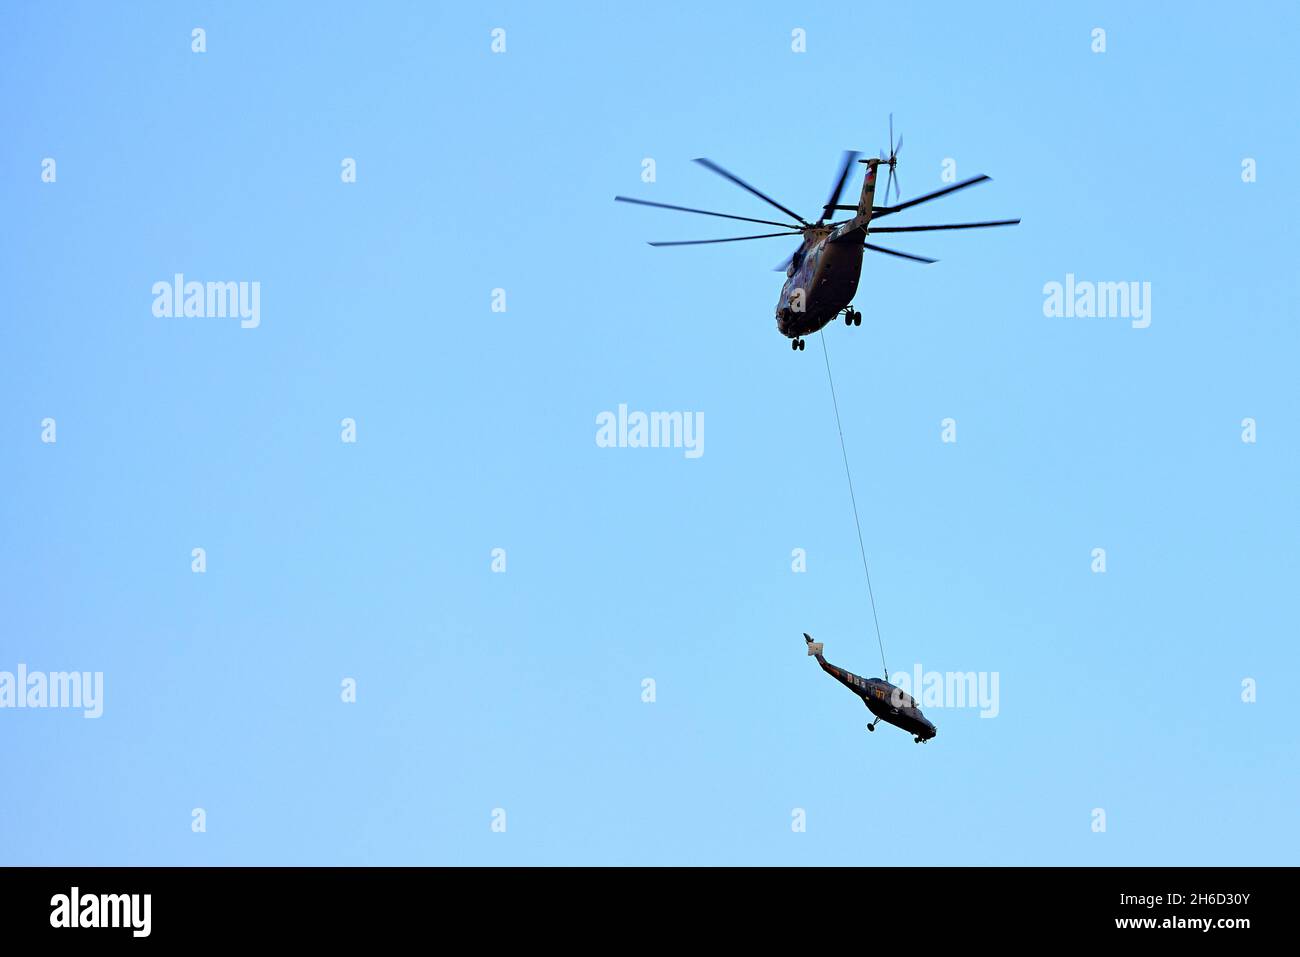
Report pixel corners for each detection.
[1,2,1296,865]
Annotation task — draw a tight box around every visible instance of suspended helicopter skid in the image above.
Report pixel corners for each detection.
[871,721,933,744]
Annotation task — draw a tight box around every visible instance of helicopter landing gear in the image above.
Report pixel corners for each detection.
[867,719,878,732]
[914,736,928,744]
[843,308,862,327]
[791,337,805,351]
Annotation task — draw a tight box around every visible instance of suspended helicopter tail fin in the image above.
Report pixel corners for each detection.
[805,634,853,688]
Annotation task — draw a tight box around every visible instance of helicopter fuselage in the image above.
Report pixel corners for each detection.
[811,642,938,742]
[776,223,869,339]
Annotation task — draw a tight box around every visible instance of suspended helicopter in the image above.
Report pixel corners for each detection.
[804,634,936,743]
[615,118,1020,350]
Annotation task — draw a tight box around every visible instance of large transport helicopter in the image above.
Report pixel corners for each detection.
[804,634,936,743]
[615,118,1020,350]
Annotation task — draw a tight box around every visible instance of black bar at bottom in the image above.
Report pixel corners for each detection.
[0,866,1284,943]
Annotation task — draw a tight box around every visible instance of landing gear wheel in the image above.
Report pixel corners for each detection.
[798,338,805,351]
[791,338,798,351]
[852,311,862,326]
[867,721,877,732]
[914,736,922,744]
[844,312,853,326]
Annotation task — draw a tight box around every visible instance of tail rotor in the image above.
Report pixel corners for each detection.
[880,113,902,205]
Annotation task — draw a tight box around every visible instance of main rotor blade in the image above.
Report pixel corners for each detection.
[870,175,992,220]
[649,231,804,247]
[693,158,810,227]
[614,196,798,230]
[773,245,801,272]
[863,242,937,264]
[869,218,1020,233]
[820,150,862,220]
